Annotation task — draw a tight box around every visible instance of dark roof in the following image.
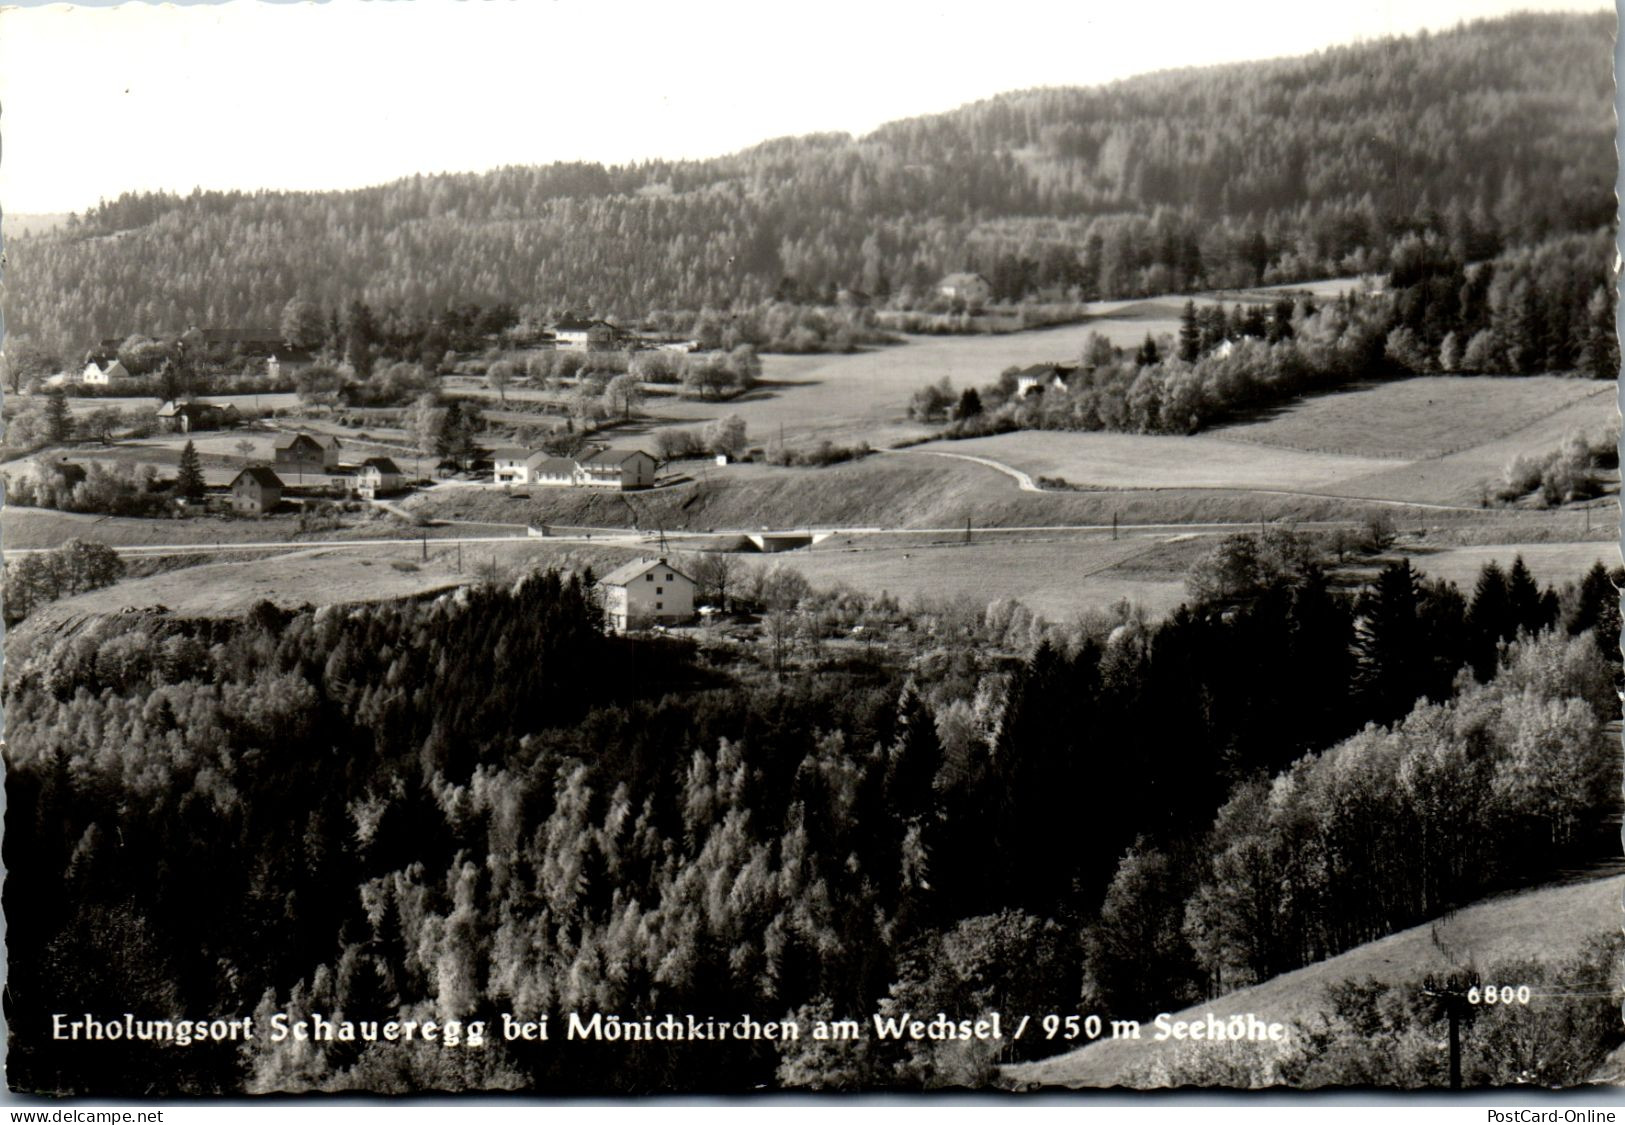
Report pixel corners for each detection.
[232,466,284,488]
[581,448,653,466]
[199,328,282,346]
[554,316,627,334]
[169,400,232,418]
[939,271,989,287]
[362,457,402,474]
[1016,362,1078,378]
[529,455,579,474]
[273,432,324,450]
[490,446,531,460]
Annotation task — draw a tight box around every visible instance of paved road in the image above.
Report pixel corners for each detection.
[1,516,1393,560]
[880,447,1041,491]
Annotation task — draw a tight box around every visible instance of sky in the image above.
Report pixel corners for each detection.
[0,0,1614,215]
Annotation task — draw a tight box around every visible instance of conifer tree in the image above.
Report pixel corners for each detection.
[176,439,205,499]
[43,388,72,443]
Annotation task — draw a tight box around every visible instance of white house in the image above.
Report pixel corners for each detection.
[529,453,579,487]
[357,456,405,499]
[597,557,696,632]
[1013,363,1072,398]
[553,317,626,352]
[576,448,657,490]
[491,447,531,485]
[82,360,131,385]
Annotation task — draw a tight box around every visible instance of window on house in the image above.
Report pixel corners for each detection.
[656,602,663,610]
[656,587,663,595]
[646,574,654,581]
[665,573,672,581]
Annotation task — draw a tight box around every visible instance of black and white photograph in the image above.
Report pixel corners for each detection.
[0,0,1620,1102]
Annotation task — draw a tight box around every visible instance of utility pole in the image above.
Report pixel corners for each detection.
[1112,512,1118,541]
[457,543,462,573]
[1447,995,1462,1091]
[964,515,971,546]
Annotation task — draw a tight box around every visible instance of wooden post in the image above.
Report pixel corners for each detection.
[1446,994,1461,1091]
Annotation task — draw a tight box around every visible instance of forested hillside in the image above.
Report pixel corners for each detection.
[6,547,1619,1093]
[3,11,1612,355]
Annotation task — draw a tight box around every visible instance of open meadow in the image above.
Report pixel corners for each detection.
[1211,376,1615,459]
[737,534,1201,623]
[16,537,651,631]
[918,431,1401,493]
[483,286,1341,454]
[1397,540,1620,591]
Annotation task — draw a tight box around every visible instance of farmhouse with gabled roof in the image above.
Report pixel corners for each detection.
[357,457,404,499]
[597,557,696,632]
[576,448,657,489]
[230,466,284,514]
[273,431,341,471]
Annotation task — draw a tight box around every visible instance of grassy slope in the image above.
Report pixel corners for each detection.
[14,539,648,634]
[924,431,1399,491]
[405,457,1425,532]
[750,535,1204,623]
[608,286,1349,451]
[1399,541,1621,591]
[1210,377,1613,460]
[1005,872,1625,1090]
[1319,391,1620,506]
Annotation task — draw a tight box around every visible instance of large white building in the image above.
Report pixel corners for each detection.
[490,447,657,490]
[597,557,696,632]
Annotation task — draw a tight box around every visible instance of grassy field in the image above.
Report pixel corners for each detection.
[0,503,452,550]
[1212,376,1615,459]
[582,296,1300,453]
[1004,872,1625,1089]
[1315,391,1620,507]
[909,379,1616,509]
[745,535,1200,622]
[1398,540,1620,591]
[18,539,649,628]
[404,456,1445,533]
[922,431,1400,493]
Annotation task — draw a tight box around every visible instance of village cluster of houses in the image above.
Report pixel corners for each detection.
[224,432,406,512]
[491,446,658,490]
[229,436,406,514]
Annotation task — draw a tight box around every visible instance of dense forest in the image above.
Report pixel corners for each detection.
[2,11,1613,356]
[6,540,1619,1093]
